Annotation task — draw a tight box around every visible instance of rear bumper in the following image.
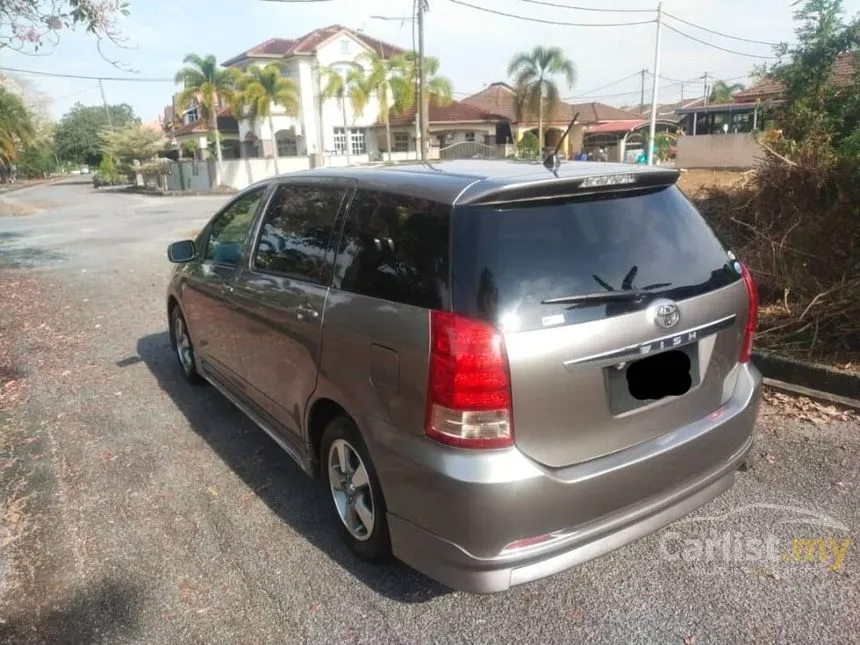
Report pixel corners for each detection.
[368,363,761,593]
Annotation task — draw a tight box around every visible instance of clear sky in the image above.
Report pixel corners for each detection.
[2,0,859,123]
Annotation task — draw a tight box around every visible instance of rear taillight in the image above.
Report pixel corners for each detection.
[426,311,513,449]
[740,263,758,362]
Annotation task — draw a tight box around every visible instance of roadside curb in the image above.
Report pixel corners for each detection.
[120,187,237,197]
[753,350,860,403]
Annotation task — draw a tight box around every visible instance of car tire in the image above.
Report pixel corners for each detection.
[321,416,391,561]
[170,306,204,385]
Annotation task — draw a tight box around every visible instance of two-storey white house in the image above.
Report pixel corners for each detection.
[221,25,403,165]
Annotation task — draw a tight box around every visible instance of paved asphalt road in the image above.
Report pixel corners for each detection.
[0,179,858,644]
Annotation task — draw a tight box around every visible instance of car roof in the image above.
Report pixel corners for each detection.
[268,160,680,206]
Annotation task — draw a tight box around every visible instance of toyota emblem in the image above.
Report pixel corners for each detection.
[649,299,681,330]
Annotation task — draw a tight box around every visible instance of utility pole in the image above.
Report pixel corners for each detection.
[703,72,710,106]
[680,81,685,103]
[418,0,429,162]
[98,78,113,128]
[647,2,663,165]
[640,68,647,115]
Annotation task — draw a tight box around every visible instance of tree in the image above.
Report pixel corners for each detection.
[321,65,365,165]
[709,80,746,104]
[0,0,129,58]
[54,102,137,165]
[100,124,163,169]
[174,54,238,164]
[351,51,409,163]
[390,53,453,157]
[508,46,576,154]
[234,64,299,174]
[0,86,35,167]
[516,131,539,159]
[770,0,860,145]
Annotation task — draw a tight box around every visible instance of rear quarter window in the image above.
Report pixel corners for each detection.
[451,185,739,331]
[332,189,450,309]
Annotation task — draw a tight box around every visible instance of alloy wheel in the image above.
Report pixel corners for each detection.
[328,438,375,541]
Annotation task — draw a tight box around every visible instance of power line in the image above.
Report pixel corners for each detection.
[512,0,653,13]
[0,65,173,82]
[576,71,645,97]
[663,12,779,47]
[663,23,779,60]
[448,0,655,26]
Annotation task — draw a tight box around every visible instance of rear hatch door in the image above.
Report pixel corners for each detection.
[451,184,749,469]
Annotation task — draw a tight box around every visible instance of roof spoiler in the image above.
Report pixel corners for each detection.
[457,169,680,206]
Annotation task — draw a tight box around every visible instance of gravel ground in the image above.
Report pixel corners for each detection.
[0,179,858,644]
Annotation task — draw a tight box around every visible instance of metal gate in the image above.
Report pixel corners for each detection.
[439,141,504,160]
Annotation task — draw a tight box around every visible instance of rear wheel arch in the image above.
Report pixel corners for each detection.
[307,397,349,475]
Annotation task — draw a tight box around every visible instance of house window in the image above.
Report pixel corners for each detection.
[393,131,409,152]
[333,127,348,154]
[340,38,350,54]
[350,128,366,155]
[465,132,475,142]
[184,106,199,124]
[276,130,298,156]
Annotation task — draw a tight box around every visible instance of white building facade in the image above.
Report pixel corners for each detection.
[221,26,397,166]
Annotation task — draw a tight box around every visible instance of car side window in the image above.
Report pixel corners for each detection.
[253,183,346,282]
[204,186,267,266]
[332,189,450,309]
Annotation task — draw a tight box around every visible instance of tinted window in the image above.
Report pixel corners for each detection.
[452,186,739,331]
[204,186,266,266]
[333,189,450,308]
[254,183,346,282]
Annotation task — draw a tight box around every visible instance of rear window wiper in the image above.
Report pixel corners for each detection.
[541,291,649,305]
[541,283,672,306]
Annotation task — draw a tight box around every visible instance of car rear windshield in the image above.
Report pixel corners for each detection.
[451,185,740,332]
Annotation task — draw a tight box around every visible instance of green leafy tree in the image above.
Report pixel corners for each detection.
[709,80,746,104]
[508,46,576,154]
[390,53,454,157]
[100,124,164,170]
[321,65,365,164]
[351,51,411,163]
[770,0,860,145]
[234,64,299,174]
[516,131,540,159]
[0,86,35,167]
[54,102,137,165]
[174,54,239,163]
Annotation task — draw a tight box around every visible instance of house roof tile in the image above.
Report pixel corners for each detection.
[733,52,856,102]
[385,100,507,126]
[222,25,404,66]
[460,83,641,124]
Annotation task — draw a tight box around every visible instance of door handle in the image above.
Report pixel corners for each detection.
[294,304,320,321]
[220,284,235,294]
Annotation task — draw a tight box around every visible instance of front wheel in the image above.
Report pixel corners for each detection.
[321,416,391,561]
[171,307,203,384]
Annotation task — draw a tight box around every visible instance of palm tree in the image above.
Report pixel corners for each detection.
[352,51,410,163]
[0,87,35,168]
[320,65,365,165]
[507,46,576,154]
[174,54,238,164]
[234,64,300,175]
[709,80,746,105]
[392,53,453,158]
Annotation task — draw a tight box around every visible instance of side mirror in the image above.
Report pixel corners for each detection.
[167,240,197,263]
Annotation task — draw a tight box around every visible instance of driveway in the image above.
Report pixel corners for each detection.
[1,180,858,644]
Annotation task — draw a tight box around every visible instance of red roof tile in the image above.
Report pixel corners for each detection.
[461,83,640,124]
[733,52,856,102]
[222,26,404,66]
[386,100,507,126]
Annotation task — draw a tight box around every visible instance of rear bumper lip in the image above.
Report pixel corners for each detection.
[389,434,752,594]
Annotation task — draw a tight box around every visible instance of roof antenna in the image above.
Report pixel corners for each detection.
[543,112,579,172]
